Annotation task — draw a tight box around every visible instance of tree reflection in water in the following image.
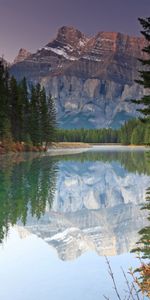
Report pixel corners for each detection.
[0,155,58,242]
[0,150,149,244]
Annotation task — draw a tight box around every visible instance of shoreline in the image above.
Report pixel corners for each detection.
[0,142,149,157]
[0,144,149,168]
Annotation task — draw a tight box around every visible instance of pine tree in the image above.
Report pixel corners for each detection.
[131,125,145,145]
[40,87,51,147]
[0,61,57,149]
[131,18,150,297]
[18,78,29,142]
[2,119,13,151]
[30,84,41,146]
[0,59,10,140]
[144,124,150,144]
[9,76,23,141]
[132,17,150,120]
[47,94,57,143]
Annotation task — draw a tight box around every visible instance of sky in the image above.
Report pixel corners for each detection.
[0,0,149,62]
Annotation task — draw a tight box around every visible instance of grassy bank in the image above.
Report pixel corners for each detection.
[0,141,91,154]
[51,142,91,148]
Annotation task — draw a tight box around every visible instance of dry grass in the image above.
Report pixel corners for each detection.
[0,141,47,154]
[133,263,150,298]
[104,257,150,300]
[51,142,91,148]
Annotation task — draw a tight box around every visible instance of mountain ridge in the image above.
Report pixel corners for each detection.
[10,26,146,128]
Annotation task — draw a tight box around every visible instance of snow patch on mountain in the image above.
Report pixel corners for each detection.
[82,55,102,62]
[43,46,78,60]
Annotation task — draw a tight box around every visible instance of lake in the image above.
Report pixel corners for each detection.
[0,146,149,300]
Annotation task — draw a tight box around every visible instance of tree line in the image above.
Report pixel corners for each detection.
[0,60,57,150]
[56,127,119,143]
[56,118,150,145]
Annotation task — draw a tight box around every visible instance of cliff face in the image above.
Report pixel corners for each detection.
[10,26,146,128]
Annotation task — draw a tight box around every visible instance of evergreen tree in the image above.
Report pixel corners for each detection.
[9,76,23,141]
[29,85,57,146]
[40,87,51,147]
[0,59,9,140]
[131,18,150,297]
[18,78,29,142]
[30,84,42,146]
[131,125,145,145]
[47,94,57,143]
[132,17,150,120]
[0,59,57,149]
[144,124,150,145]
[2,119,13,151]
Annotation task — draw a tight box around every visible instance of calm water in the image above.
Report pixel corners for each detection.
[0,147,149,300]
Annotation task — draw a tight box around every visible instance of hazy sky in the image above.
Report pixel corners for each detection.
[0,0,149,62]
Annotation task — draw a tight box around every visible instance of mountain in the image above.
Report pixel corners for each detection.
[10,26,146,128]
[14,48,31,63]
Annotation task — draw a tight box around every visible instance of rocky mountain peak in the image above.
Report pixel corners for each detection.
[45,26,89,59]
[56,26,88,46]
[10,27,147,128]
[84,31,145,58]
[14,48,31,63]
[93,31,118,52]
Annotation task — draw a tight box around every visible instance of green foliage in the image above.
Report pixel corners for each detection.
[2,119,13,151]
[0,155,58,242]
[56,119,149,145]
[130,17,150,298]
[0,149,149,242]
[0,58,148,148]
[132,17,150,120]
[131,178,150,298]
[18,77,30,142]
[0,60,57,148]
[55,150,150,176]
[144,124,150,145]
[0,59,10,140]
[132,185,150,259]
[56,128,119,143]
[9,76,23,141]
[47,94,57,143]
[30,84,42,145]
[133,153,150,276]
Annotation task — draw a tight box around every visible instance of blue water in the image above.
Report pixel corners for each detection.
[0,148,149,300]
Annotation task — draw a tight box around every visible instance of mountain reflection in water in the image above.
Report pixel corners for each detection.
[0,149,149,260]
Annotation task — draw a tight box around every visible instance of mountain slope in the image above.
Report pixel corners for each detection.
[10,26,146,128]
